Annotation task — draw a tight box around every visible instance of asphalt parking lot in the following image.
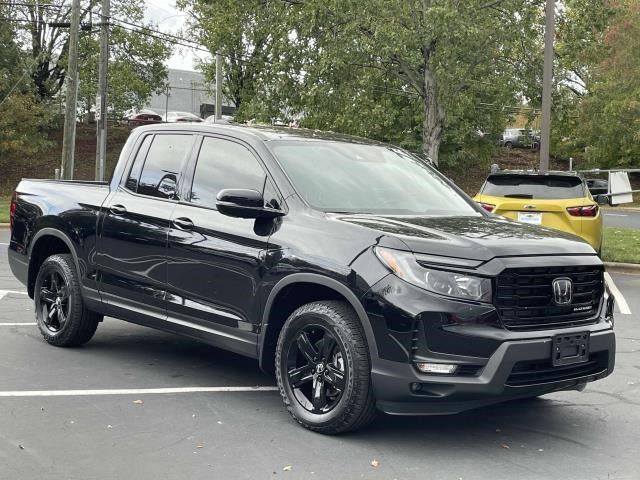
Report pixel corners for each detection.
[1,229,639,480]
[603,208,640,229]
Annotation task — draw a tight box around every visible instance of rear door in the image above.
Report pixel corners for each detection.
[165,135,283,356]
[97,132,195,324]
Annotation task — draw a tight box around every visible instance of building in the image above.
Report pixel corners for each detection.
[145,68,233,119]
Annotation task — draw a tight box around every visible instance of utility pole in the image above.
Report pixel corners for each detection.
[215,53,222,121]
[539,0,555,173]
[95,0,110,181]
[60,0,81,180]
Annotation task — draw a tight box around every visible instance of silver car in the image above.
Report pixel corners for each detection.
[499,128,539,150]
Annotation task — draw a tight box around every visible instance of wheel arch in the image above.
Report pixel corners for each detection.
[258,273,379,373]
[28,228,80,298]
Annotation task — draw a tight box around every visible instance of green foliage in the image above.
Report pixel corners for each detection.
[11,0,171,116]
[0,12,54,159]
[183,0,542,166]
[551,0,640,168]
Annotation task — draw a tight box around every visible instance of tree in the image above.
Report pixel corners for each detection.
[181,0,542,165]
[12,0,171,115]
[0,8,54,160]
[177,0,289,116]
[573,0,640,167]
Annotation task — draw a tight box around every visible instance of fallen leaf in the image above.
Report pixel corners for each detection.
[500,444,510,449]
[283,465,293,472]
[371,459,380,467]
[133,400,143,405]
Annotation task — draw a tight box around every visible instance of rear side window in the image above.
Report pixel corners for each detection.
[482,175,585,200]
[129,134,193,199]
[190,137,267,209]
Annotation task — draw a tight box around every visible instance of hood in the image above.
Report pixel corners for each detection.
[333,214,595,261]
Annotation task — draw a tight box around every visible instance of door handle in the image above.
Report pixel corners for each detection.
[110,204,127,215]
[173,217,194,230]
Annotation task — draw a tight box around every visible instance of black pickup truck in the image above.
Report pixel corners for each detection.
[8,124,616,434]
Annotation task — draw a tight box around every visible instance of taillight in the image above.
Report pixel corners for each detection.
[478,202,496,213]
[567,204,599,217]
[9,191,17,231]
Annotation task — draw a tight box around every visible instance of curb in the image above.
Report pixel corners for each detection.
[0,223,8,228]
[604,261,640,273]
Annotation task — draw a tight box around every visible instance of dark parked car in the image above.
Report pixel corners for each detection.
[7,124,616,434]
[586,178,609,197]
[126,111,163,127]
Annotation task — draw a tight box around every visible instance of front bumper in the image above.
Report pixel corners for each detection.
[372,328,615,415]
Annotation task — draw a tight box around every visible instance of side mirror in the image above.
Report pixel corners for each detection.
[595,195,610,206]
[216,188,284,219]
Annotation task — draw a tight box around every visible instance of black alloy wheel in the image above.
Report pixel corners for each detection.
[286,325,347,414]
[34,254,101,347]
[275,301,377,434]
[38,270,70,333]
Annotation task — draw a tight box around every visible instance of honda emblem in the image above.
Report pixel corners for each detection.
[552,277,573,305]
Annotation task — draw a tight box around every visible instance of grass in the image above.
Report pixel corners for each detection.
[0,196,9,224]
[602,227,640,264]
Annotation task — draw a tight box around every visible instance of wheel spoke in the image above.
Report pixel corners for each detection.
[58,286,70,301]
[288,365,314,388]
[324,364,346,390]
[312,376,327,412]
[319,333,337,361]
[50,273,59,294]
[40,287,56,304]
[296,332,318,363]
[57,305,66,326]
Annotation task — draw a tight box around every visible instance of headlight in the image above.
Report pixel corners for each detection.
[374,247,492,302]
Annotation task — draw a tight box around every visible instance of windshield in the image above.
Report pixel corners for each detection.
[482,175,585,199]
[269,140,479,215]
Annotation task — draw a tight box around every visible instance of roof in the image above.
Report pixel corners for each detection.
[136,122,387,145]
[489,169,579,177]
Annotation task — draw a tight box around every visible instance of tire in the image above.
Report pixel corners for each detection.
[275,301,377,434]
[34,254,101,347]
[504,141,513,149]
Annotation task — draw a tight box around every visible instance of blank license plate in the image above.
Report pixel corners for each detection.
[552,332,590,367]
[517,212,542,225]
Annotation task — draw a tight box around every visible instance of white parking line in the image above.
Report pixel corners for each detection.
[0,323,36,326]
[0,386,279,397]
[0,290,28,302]
[0,242,8,246]
[604,214,628,217]
[604,272,632,315]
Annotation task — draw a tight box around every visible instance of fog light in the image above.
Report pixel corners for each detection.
[415,363,458,375]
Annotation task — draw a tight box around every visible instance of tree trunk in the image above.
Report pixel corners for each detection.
[422,69,444,166]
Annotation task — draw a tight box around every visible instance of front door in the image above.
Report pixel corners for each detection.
[166,135,282,356]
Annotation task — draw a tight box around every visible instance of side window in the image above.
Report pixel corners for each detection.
[137,134,193,199]
[125,135,152,191]
[190,137,267,208]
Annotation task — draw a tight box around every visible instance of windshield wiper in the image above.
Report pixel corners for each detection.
[503,193,533,199]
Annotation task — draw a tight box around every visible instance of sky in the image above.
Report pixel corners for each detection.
[143,0,211,72]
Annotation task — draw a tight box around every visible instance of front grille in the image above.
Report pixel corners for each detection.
[506,352,608,387]
[495,265,603,330]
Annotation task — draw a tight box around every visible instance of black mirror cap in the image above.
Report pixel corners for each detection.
[594,194,610,206]
[216,188,285,219]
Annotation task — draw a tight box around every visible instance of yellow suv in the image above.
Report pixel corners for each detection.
[473,171,604,253]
